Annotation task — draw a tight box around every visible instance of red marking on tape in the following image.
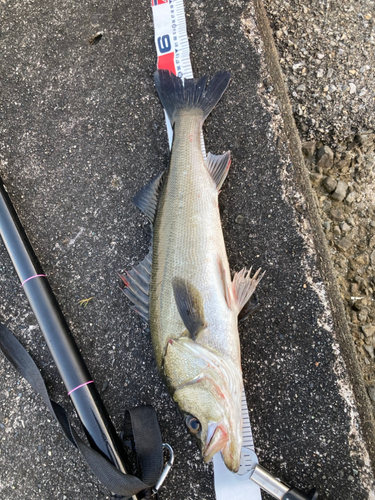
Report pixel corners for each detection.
[158,52,176,74]
[152,0,169,5]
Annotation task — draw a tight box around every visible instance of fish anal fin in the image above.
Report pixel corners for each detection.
[172,278,207,340]
[120,247,152,323]
[206,151,231,190]
[132,171,165,223]
[232,268,264,315]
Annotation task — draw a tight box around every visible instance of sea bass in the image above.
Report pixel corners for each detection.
[122,70,262,472]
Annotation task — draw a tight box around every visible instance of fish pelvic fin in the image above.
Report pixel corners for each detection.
[232,267,264,316]
[154,70,231,125]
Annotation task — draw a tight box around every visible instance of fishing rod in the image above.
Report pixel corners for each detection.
[250,464,318,500]
[0,178,142,500]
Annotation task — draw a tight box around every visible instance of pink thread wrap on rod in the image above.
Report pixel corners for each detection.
[68,380,94,395]
[21,274,46,287]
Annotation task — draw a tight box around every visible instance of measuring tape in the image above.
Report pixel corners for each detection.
[150,1,262,498]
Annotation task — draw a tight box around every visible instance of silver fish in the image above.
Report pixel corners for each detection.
[122,70,262,472]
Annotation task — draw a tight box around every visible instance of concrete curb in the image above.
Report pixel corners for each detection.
[253,0,375,474]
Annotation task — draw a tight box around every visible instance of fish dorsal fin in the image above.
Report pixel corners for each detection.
[232,267,264,315]
[206,151,231,190]
[120,247,152,322]
[172,278,207,340]
[132,171,165,223]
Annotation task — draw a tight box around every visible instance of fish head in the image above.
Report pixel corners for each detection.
[164,336,243,472]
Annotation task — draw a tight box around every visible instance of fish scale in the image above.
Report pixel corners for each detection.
[151,110,235,366]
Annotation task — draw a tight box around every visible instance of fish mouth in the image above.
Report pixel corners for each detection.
[203,422,240,472]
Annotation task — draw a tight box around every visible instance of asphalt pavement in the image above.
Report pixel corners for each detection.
[0,1,374,499]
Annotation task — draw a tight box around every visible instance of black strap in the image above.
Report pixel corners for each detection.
[0,322,164,499]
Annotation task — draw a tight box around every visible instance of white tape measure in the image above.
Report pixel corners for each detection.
[150,1,262,498]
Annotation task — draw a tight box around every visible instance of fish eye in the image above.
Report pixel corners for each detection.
[185,415,201,434]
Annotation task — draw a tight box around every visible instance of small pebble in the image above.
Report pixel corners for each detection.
[330,208,346,221]
[235,215,244,224]
[331,180,348,201]
[317,145,334,171]
[101,380,109,392]
[322,176,337,193]
[310,172,323,186]
[323,199,332,211]
[336,237,352,251]
[302,141,316,157]
[362,325,375,337]
[352,253,369,267]
[346,192,357,205]
[358,310,368,323]
[340,222,351,232]
[368,386,375,403]
[364,345,374,359]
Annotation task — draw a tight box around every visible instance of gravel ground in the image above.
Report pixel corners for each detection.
[263,0,375,142]
[263,0,375,413]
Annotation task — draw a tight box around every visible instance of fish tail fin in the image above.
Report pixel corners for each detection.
[154,70,231,124]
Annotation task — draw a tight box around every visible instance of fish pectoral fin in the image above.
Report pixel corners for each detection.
[132,170,165,224]
[206,151,231,191]
[120,247,153,323]
[232,267,264,315]
[172,278,207,340]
